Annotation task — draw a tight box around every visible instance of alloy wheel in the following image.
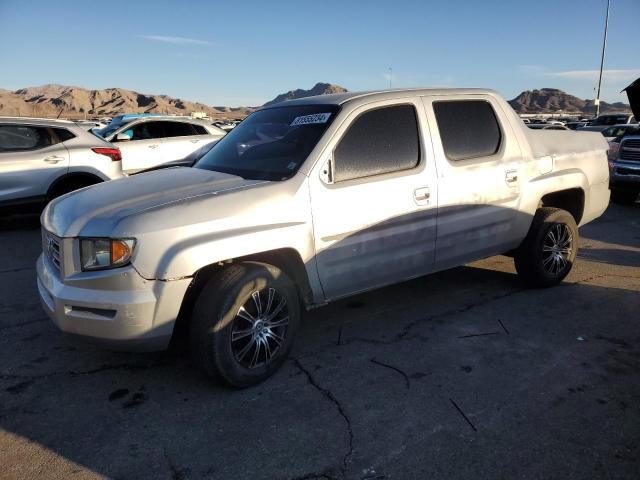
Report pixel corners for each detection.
[230,288,289,369]
[542,223,573,276]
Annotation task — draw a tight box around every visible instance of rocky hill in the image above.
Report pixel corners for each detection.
[508,88,630,115]
[1,83,629,120]
[263,82,348,107]
[0,84,254,120]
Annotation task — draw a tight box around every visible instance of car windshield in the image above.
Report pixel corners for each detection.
[195,105,340,181]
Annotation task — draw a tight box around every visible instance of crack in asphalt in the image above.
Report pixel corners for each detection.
[1,362,168,386]
[449,398,477,432]
[0,266,34,274]
[370,358,410,389]
[164,449,189,480]
[294,359,353,478]
[330,288,524,350]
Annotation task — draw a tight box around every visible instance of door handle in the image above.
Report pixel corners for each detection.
[505,170,518,184]
[190,139,200,143]
[148,144,160,149]
[43,155,64,164]
[414,187,431,204]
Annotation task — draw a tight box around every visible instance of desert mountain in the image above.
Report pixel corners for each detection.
[508,88,630,115]
[263,82,348,107]
[0,84,254,120]
[0,82,348,119]
[0,83,630,119]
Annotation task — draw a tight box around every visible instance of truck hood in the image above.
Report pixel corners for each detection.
[42,167,265,237]
[623,77,640,120]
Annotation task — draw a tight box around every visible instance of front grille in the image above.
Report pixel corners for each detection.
[619,139,640,163]
[43,231,62,271]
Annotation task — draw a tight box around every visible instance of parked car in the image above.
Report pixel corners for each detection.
[37,88,609,387]
[600,124,639,141]
[565,122,588,130]
[582,113,637,132]
[94,116,226,173]
[527,124,569,130]
[0,117,123,211]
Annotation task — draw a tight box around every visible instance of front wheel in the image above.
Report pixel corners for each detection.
[189,262,300,388]
[514,208,578,288]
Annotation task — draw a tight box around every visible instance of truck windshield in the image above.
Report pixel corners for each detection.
[195,105,340,181]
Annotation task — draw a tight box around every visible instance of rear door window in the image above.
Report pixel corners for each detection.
[333,104,420,182]
[0,125,53,152]
[433,100,502,161]
[161,122,197,138]
[192,124,208,135]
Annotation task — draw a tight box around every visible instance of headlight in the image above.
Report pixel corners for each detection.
[80,238,136,271]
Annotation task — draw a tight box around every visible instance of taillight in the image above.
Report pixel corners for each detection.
[607,142,620,161]
[92,147,122,162]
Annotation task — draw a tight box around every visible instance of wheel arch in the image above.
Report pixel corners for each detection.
[47,172,104,198]
[170,247,314,347]
[539,187,585,224]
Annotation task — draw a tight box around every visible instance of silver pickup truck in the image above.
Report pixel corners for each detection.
[37,88,610,387]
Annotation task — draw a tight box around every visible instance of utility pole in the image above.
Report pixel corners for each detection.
[595,0,611,118]
[388,67,392,89]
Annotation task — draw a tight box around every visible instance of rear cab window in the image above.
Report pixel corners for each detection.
[432,100,502,162]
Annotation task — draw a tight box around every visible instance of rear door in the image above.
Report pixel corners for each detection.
[159,121,207,163]
[309,99,438,300]
[115,121,169,173]
[422,95,524,269]
[0,124,70,203]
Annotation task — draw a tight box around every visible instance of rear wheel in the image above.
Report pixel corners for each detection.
[189,262,300,388]
[514,208,578,288]
[610,189,638,205]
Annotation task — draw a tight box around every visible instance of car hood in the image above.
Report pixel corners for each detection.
[42,167,266,237]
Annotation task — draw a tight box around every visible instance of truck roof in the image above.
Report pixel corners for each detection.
[261,87,500,109]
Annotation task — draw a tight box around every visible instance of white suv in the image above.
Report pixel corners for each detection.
[0,117,123,210]
[97,116,226,174]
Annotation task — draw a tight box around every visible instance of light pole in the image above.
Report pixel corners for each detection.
[595,0,611,118]
[388,67,392,89]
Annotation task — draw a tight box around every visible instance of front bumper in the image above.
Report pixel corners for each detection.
[609,162,640,191]
[36,253,191,351]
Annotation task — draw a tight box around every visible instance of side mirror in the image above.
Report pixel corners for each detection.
[115,133,131,142]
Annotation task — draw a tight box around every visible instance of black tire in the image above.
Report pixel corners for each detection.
[189,262,300,388]
[514,207,578,288]
[610,189,638,205]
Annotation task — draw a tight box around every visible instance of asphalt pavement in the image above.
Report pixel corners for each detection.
[0,203,639,480]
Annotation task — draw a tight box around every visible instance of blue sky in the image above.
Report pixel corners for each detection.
[1,0,638,106]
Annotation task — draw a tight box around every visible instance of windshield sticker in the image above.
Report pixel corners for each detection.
[290,112,332,126]
[286,162,297,170]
